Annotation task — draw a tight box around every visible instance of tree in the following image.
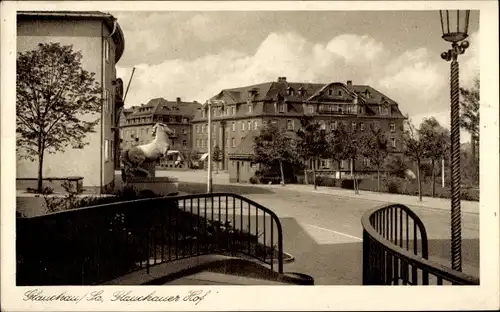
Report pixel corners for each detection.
[459,77,479,161]
[325,122,349,179]
[325,122,362,193]
[295,117,326,189]
[212,145,222,173]
[17,43,102,192]
[359,127,389,192]
[253,123,295,185]
[419,117,450,197]
[403,119,425,201]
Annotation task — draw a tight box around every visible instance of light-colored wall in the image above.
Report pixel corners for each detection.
[16,19,116,189]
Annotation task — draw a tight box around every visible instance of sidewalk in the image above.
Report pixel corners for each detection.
[262,183,480,214]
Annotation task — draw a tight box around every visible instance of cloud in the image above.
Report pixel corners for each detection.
[117,30,479,143]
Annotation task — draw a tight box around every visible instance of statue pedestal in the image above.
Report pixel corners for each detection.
[115,175,179,197]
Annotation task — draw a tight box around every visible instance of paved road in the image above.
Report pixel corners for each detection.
[162,169,480,285]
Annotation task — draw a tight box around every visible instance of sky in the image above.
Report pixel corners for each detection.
[112,10,480,132]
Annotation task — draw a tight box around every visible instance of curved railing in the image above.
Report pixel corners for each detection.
[361,204,479,285]
[17,193,290,285]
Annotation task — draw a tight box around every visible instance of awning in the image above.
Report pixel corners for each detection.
[199,153,209,161]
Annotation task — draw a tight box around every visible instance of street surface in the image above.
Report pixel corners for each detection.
[162,169,480,285]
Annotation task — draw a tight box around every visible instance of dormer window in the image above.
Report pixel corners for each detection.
[337,90,342,96]
[298,87,305,96]
[279,103,287,113]
[328,89,333,96]
[287,87,294,96]
[364,90,371,99]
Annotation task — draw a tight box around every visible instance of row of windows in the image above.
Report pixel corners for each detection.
[122,127,188,139]
[127,116,189,125]
[195,120,261,134]
[123,139,188,148]
[196,136,237,149]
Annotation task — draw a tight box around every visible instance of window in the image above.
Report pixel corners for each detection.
[340,160,345,168]
[241,121,245,131]
[104,139,109,162]
[328,89,333,96]
[201,110,205,118]
[182,118,188,123]
[308,105,314,114]
[391,138,396,148]
[232,106,236,115]
[363,158,371,167]
[271,120,278,127]
[352,122,356,131]
[360,122,365,131]
[390,123,396,132]
[170,116,175,123]
[331,121,337,130]
[247,121,251,130]
[320,159,328,168]
[232,122,236,132]
[213,139,216,147]
[110,140,114,160]
[183,129,188,135]
[232,137,236,147]
[195,125,199,134]
[319,121,326,130]
[279,103,286,113]
[182,140,187,147]
[254,120,258,130]
[287,119,294,130]
[226,137,229,147]
[248,104,253,114]
[338,90,342,96]
[104,39,110,62]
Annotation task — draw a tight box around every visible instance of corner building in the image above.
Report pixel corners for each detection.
[191,77,406,183]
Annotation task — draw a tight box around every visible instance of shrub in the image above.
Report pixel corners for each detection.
[249,176,258,184]
[386,180,400,194]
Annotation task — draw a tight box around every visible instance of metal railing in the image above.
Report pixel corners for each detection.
[362,203,479,285]
[17,193,284,285]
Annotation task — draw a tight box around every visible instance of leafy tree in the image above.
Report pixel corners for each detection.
[459,77,480,161]
[403,119,425,201]
[295,117,327,189]
[359,127,389,192]
[253,123,295,185]
[418,117,450,197]
[325,122,349,179]
[212,145,222,173]
[325,122,362,193]
[17,43,102,192]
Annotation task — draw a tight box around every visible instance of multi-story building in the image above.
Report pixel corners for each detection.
[16,11,125,193]
[119,97,201,167]
[191,77,406,182]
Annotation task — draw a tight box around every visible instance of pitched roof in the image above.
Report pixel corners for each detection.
[128,98,201,118]
[229,130,259,157]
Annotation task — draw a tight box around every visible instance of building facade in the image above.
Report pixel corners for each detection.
[16,11,125,193]
[119,97,201,168]
[191,77,406,183]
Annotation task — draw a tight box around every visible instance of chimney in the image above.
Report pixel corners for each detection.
[346,80,353,89]
[176,97,181,104]
[277,77,287,82]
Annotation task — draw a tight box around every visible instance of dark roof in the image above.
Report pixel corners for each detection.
[128,98,201,118]
[229,130,259,157]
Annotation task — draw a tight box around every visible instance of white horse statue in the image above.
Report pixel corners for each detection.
[121,122,175,181]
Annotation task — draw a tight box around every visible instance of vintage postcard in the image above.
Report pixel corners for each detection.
[1,1,499,311]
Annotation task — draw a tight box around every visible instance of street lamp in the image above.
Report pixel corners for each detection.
[439,9,470,272]
[204,99,225,193]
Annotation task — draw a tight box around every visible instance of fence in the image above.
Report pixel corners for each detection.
[17,193,284,285]
[362,203,479,285]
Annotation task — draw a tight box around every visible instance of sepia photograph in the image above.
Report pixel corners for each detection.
[1,1,499,311]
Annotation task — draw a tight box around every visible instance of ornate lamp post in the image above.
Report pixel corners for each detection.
[439,9,470,272]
